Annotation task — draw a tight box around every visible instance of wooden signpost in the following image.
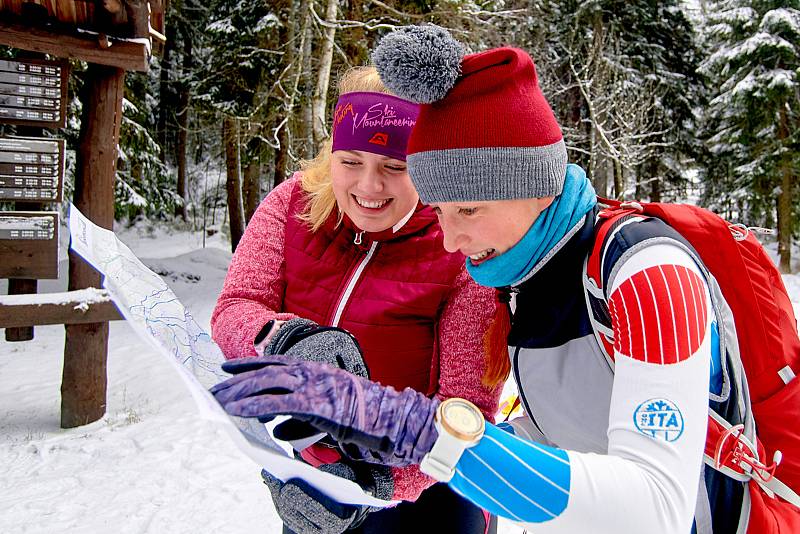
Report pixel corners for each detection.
[0,211,58,279]
[0,0,164,428]
[0,136,64,202]
[0,57,66,343]
[0,58,68,127]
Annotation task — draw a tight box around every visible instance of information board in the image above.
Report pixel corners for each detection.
[0,211,59,279]
[0,136,64,202]
[0,58,67,128]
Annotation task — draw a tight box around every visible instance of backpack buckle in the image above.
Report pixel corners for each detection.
[598,201,644,220]
[619,201,644,213]
[713,423,781,489]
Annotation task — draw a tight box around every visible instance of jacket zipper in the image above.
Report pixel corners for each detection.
[329,233,378,327]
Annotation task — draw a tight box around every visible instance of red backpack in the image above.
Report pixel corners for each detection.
[583,197,800,532]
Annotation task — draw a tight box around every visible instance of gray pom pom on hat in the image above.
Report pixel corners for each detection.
[371,25,465,104]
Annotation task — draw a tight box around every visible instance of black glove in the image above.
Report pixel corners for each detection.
[259,318,369,379]
[261,460,393,534]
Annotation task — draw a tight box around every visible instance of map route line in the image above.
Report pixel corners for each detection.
[67,203,395,508]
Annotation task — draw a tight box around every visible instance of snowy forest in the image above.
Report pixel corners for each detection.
[2,0,799,270]
[1,3,800,532]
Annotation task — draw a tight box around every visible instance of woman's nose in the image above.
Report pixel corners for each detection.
[358,167,384,193]
[440,217,467,254]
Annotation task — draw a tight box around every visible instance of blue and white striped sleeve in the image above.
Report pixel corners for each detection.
[447,244,712,534]
[449,423,570,523]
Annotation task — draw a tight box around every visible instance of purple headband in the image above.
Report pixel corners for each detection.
[331,91,420,161]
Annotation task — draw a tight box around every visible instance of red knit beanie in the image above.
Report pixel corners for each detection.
[372,26,567,203]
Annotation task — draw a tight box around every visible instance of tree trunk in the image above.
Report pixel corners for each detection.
[223,116,245,251]
[157,19,176,164]
[300,0,314,157]
[634,164,644,199]
[649,159,661,203]
[273,0,297,188]
[777,105,793,273]
[344,0,367,65]
[593,156,608,197]
[778,173,793,273]
[311,0,338,148]
[274,121,290,187]
[62,64,124,428]
[175,26,193,220]
[242,159,261,224]
[614,158,624,200]
[586,12,604,190]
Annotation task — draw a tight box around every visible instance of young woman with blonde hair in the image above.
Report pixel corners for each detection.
[211,66,505,534]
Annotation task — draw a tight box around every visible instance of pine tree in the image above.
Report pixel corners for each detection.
[116,69,174,221]
[527,0,704,200]
[197,1,283,245]
[700,1,800,272]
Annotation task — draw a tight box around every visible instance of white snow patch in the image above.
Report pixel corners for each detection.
[207,17,237,34]
[761,8,800,34]
[0,287,110,307]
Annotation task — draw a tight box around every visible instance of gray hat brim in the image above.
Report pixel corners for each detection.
[408,141,568,203]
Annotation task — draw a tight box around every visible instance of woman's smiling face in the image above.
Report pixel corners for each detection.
[330,149,419,233]
[430,196,554,264]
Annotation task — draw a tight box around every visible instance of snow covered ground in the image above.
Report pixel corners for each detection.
[0,222,533,534]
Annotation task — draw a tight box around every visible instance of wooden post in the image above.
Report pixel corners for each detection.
[0,289,122,327]
[5,279,37,341]
[61,63,124,429]
[6,199,39,342]
[5,118,48,342]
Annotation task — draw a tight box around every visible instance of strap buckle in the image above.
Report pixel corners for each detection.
[713,423,782,496]
[598,201,644,219]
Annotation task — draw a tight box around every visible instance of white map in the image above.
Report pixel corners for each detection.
[68,203,393,507]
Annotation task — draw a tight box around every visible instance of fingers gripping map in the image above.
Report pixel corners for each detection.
[68,204,393,508]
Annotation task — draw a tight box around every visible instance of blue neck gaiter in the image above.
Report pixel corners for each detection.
[466,164,597,288]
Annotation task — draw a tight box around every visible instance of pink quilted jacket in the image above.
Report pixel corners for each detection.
[211,174,502,500]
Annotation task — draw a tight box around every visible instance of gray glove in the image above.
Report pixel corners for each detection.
[257,318,371,442]
[261,461,393,534]
[261,318,369,379]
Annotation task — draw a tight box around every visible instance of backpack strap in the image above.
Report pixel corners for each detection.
[584,198,800,510]
[582,198,648,367]
[707,410,800,508]
[585,197,649,290]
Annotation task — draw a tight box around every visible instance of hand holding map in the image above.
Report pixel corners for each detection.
[68,203,394,508]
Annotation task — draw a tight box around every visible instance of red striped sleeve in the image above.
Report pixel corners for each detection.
[608,265,708,364]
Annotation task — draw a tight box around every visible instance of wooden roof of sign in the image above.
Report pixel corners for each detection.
[0,1,166,72]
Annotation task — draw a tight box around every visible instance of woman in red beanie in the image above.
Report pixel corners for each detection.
[210,65,504,534]
[211,26,798,534]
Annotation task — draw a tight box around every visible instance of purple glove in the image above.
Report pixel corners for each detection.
[210,355,440,466]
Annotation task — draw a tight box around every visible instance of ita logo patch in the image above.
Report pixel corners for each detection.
[633,398,684,442]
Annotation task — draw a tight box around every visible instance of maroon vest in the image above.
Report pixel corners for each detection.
[282,181,466,395]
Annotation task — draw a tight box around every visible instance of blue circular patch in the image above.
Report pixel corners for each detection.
[633,398,684,442]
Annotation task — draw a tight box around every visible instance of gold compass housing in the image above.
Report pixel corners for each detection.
[437,397,485,442]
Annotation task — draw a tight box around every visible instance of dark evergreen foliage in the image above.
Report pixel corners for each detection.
[0,0,796,268]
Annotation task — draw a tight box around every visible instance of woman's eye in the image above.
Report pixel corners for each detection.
[341,160,360,166]
[385,165,406,172]
[459,207,478,216]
